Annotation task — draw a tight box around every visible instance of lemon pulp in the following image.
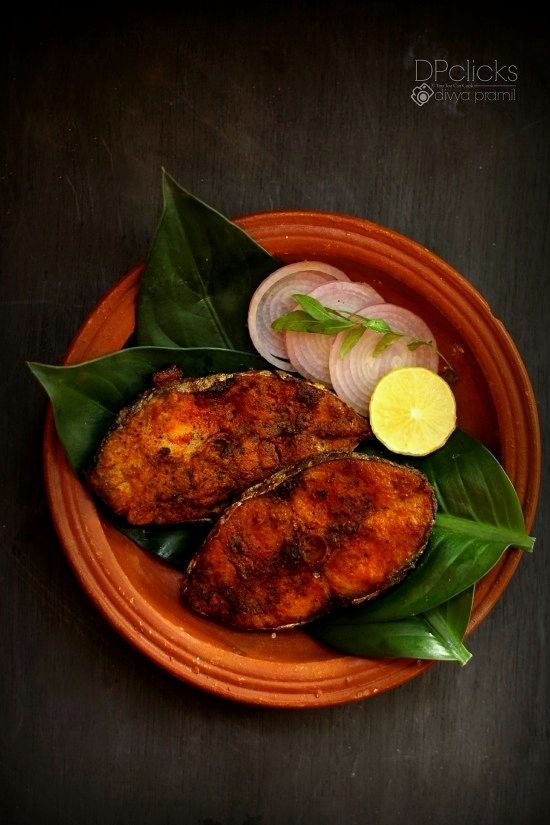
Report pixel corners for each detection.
[369,367,456,456]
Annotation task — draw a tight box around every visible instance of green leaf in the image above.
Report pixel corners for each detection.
[273,298,439,364]
[331,430,533,624]
[410,430,531,533]
[313,588,474,663]
[272,312,353,334]
[358,515,530,623]
[372,331,403,356]
[426,584,474,642]
[312,430,533,659]
[422,586,474,665]
[136,169,280,350]
[292,294,337,321]
[339,326,365,358]
[407,339,432,351]
[111,516,211,571]
[314,617,460,661]
[360,318,392,334]
[29,346,268,569]
[271,310,319,331]
[28,346,267,472]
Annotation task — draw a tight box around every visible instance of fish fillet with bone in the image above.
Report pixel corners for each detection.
[182,452,436,629]
[87,369,371,524]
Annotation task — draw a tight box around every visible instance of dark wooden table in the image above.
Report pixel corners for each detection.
[2,5,548,824]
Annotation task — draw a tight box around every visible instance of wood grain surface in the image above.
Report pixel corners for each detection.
[1,4,548,824]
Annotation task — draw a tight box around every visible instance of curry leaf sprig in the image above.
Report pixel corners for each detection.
[272,293,452,367]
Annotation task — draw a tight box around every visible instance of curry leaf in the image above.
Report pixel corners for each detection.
[407,339,432,351]
[360,318,392,334]
[272,312,353,334]
[372,331,403,356]
[273,297,447,364]
[339,326,365,358]
[292,294,336,321]
[136,169,280,349]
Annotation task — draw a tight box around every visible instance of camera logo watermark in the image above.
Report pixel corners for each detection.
[411,83,434,106]
[410,59,517,106]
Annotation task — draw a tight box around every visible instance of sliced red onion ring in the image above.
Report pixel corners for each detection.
[285,281,384,384]
[259,260,350,282]
[329,303,439,414]
[247,262,349,369]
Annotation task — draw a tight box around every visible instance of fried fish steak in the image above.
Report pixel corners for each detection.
[87,369,370,524]
[181,453,436,630]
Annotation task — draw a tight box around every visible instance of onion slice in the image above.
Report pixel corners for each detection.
[259,260,350,283]
[285,281,384,384]
[247,262,349,369]
[329,303,439,414]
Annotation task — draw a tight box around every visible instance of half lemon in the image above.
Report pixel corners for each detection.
[369,367,456,456]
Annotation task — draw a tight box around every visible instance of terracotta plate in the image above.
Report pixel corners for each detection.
[44,211,541,707]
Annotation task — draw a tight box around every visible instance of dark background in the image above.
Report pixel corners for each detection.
[1,3,548,824]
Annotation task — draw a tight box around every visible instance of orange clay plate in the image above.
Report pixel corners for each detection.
[43,211,541,707]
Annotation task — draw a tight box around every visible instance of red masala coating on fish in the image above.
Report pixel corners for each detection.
[87,370,370,524]
[181,453,436,630]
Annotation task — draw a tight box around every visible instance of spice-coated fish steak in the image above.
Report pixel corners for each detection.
[87,369,370,524]
[182,453,436,630]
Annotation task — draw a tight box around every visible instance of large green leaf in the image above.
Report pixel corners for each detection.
[314,429,533,660]
[313,587,474,663]
[422,585,474,663]
[321,430,533,631]
[29,346,267,568]
[109,515,211,570]
[28,346,267,472]
[136,170,280,349]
